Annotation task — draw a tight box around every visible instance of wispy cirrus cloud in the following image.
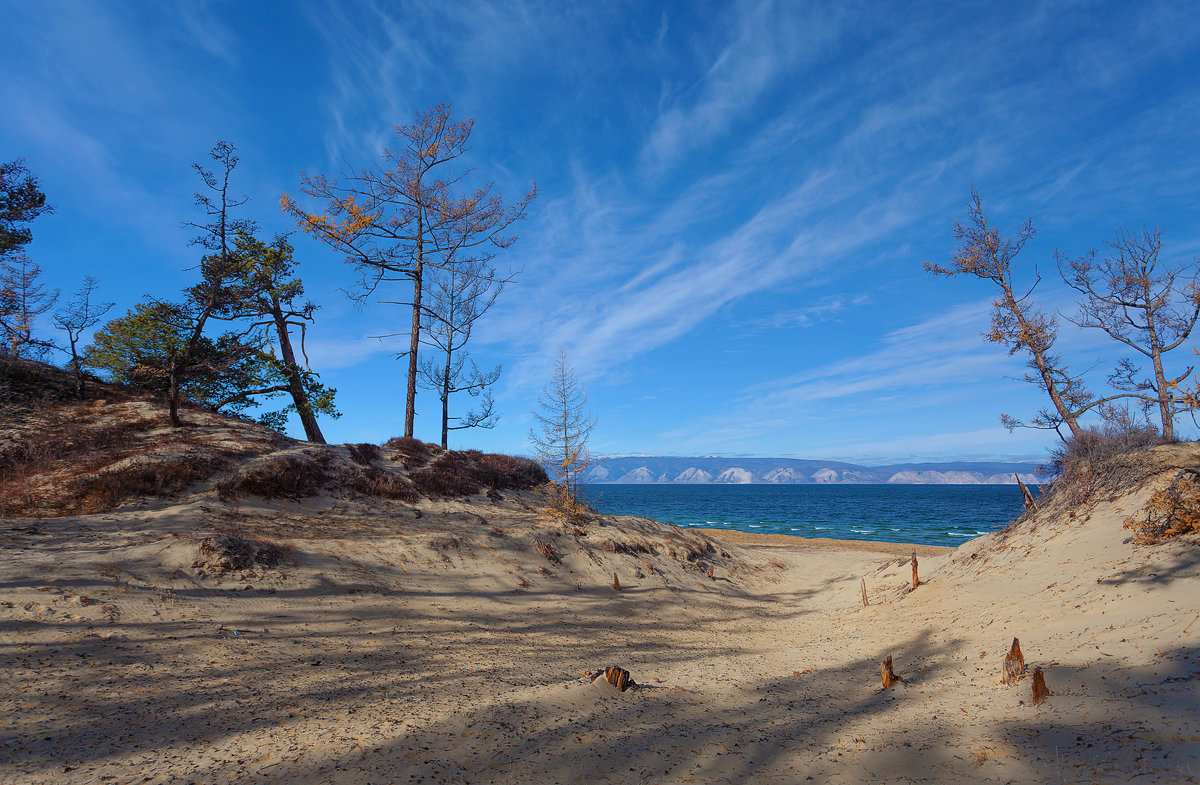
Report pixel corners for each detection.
[640,0,845,176]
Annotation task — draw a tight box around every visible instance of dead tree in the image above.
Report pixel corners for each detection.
[1058,226,1200,440]
[283,104,534,438]
[927,189,1126,439]
[53,275,113,396]
[1016,474,1037,510]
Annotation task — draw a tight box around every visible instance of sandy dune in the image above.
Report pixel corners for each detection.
[1,390,1197,784]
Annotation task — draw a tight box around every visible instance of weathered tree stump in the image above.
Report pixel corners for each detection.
[1031,667,1049,704]
[1016,474,1037,510]
[612,573,621,591]
[911,553,919,591]
[861,577,870,607]
[881,655,900,688]
[604,665,633,691]
[1003,637,1026,685]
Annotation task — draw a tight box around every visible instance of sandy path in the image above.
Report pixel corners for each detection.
[2,496,1197,784]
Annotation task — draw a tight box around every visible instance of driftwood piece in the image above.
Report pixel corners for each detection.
[860,577,870,607]
[881,655,900,688]
[1031,668,1049,704]
[604,665,633,691]
[612,573,621,591]
[1003,637,1026,685]
[911,553,919,591]
[1016,474,1037,510]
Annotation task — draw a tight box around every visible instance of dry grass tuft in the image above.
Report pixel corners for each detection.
[197,530,291,573]
[1034,424,1169,515]
[77,455,227,513]
[216,453,331,501]
[602,539,656,556]
[384,436,438,468]
[409,450,548,499]
[346,466,420,503]
[533,538,560,563]
[346,443,382,465]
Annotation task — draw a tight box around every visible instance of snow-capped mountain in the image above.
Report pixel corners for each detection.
[578,456,1041,485]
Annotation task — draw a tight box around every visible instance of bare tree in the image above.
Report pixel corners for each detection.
[926,189,1126,440]
[0,254,58,358]
[1058,226,1200,440]
[417,253,504,448]
[529,350,596,520]
[282,103,535,438]
[53,275,113,395]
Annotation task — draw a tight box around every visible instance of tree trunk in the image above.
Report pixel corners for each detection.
[1031,667,1049,704]
[1151,346,1174,441]
[881,656,899,688]
[1003,637,1025,685]
[404,223,424,439]
[167,362,182,427]
[272,304,325,444]
[440,351,451,448]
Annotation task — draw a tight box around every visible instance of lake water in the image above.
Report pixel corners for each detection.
[579,483,1026,547]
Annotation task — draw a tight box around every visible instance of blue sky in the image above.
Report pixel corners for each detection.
[3,0,1199,463]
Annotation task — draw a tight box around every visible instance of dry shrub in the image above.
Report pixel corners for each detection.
[475,453,548,490]
[1124,470,1200,544]
[1038,423,1168,511]
[197,531,291,573]
[409,450,547,499]
[346,443,381,465]
[602,539,655,556]
[347,466,419,502]
[666,537,715,562]
[384,436,437,468]
[216,454,330,500]
[0,414,155,478]
[533,538,560,563]
[76,455,226,513]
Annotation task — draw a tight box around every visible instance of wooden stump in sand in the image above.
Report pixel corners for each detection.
[612,573,621,591]
[1031,667,1049,704]
[911,553,919,591]
[1003,637,1026,685]
[1016,474,1037,510]
[604,666,633,691]
[860,577,870,607]
[881,655,900,688]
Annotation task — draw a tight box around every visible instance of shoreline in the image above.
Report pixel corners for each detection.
[691,527,955,556]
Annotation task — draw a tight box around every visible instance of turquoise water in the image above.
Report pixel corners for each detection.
[579,484,1025,547]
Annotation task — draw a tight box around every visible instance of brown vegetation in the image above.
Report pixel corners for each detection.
[1034,423,1168,514]
[196,530,291,573]
[216,453,332,501]
[1124,469,1200,543]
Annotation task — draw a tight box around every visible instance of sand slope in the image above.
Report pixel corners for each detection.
[2,424,1198,783]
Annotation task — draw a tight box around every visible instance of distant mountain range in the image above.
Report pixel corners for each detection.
[582,456,1042,485]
